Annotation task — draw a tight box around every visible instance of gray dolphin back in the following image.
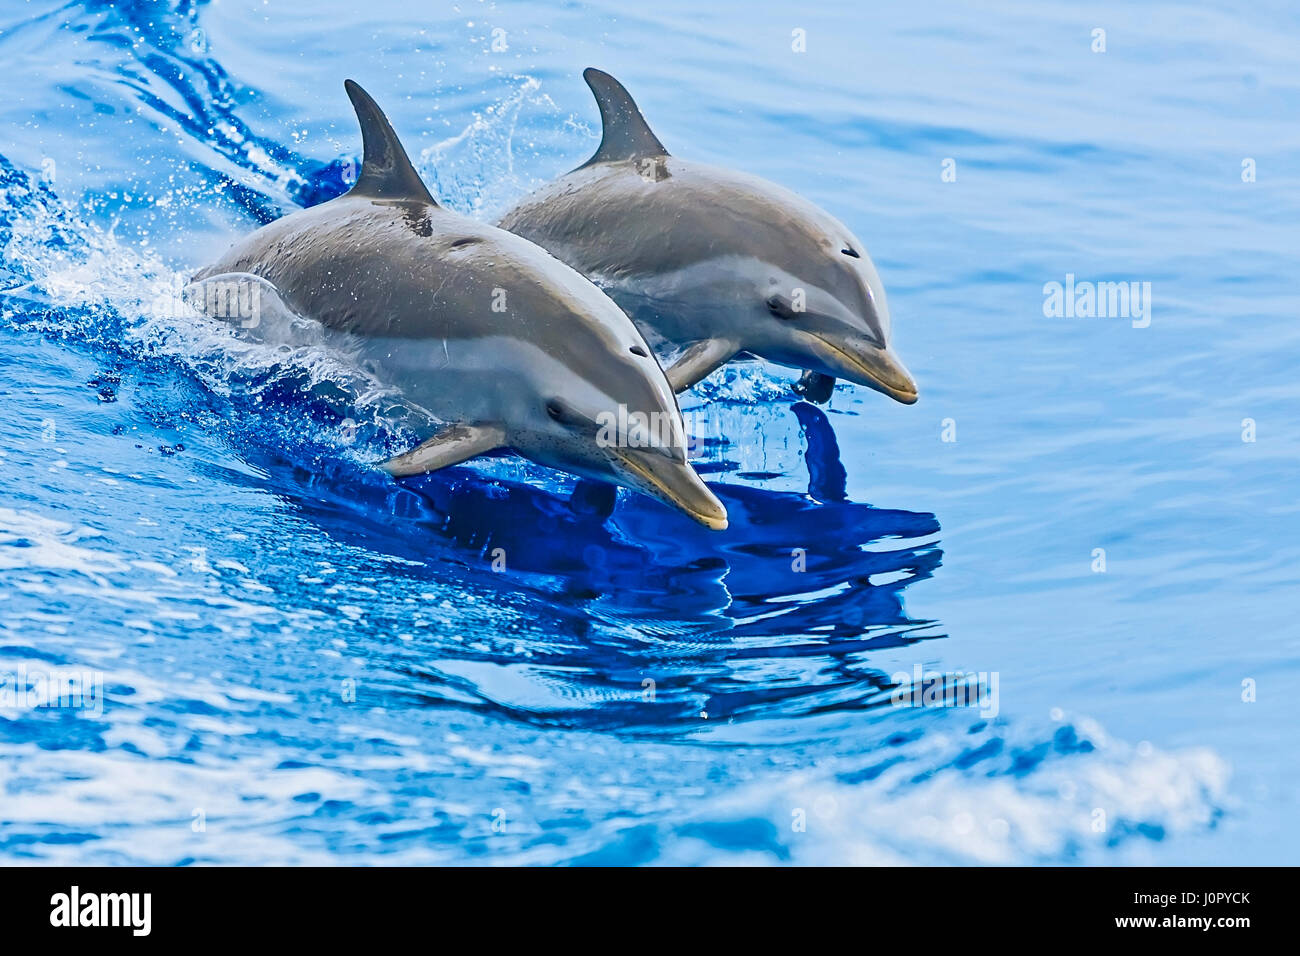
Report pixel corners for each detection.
[576,68,670,169]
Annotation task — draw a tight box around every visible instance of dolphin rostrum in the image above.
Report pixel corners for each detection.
[497,68,918,406]
[190,80,727,530]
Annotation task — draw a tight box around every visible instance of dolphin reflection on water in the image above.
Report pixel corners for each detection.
[255,402,943,729]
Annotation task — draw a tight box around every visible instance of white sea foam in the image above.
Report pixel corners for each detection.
[649,720,1229,866]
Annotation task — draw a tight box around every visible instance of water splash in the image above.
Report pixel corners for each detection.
[417,75,596,220]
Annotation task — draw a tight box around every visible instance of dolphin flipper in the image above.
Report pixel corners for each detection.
[577,68,670,169]
[793,370,836,404]
[343,79,437,204]
[381,424,506,477]
[664,338,736,392]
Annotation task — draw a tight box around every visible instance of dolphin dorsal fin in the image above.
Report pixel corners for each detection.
[343,79,437,205]
[577,68,669,169]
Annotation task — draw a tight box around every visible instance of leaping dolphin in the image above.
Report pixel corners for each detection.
[191,80,727,530]
[497,68,918,406]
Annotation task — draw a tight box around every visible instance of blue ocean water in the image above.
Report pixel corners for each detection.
[1,0,1297,865]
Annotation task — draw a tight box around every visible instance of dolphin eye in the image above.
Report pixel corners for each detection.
[629,345,648,357]
[546,400,565,421]
[841,247,860,258]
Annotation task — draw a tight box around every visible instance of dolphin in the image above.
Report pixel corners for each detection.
[190,80,727,530]
[497,68,918,406]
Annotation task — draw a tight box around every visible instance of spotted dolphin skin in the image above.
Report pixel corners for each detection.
[497,68,918,406]
[192,80,727,530]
